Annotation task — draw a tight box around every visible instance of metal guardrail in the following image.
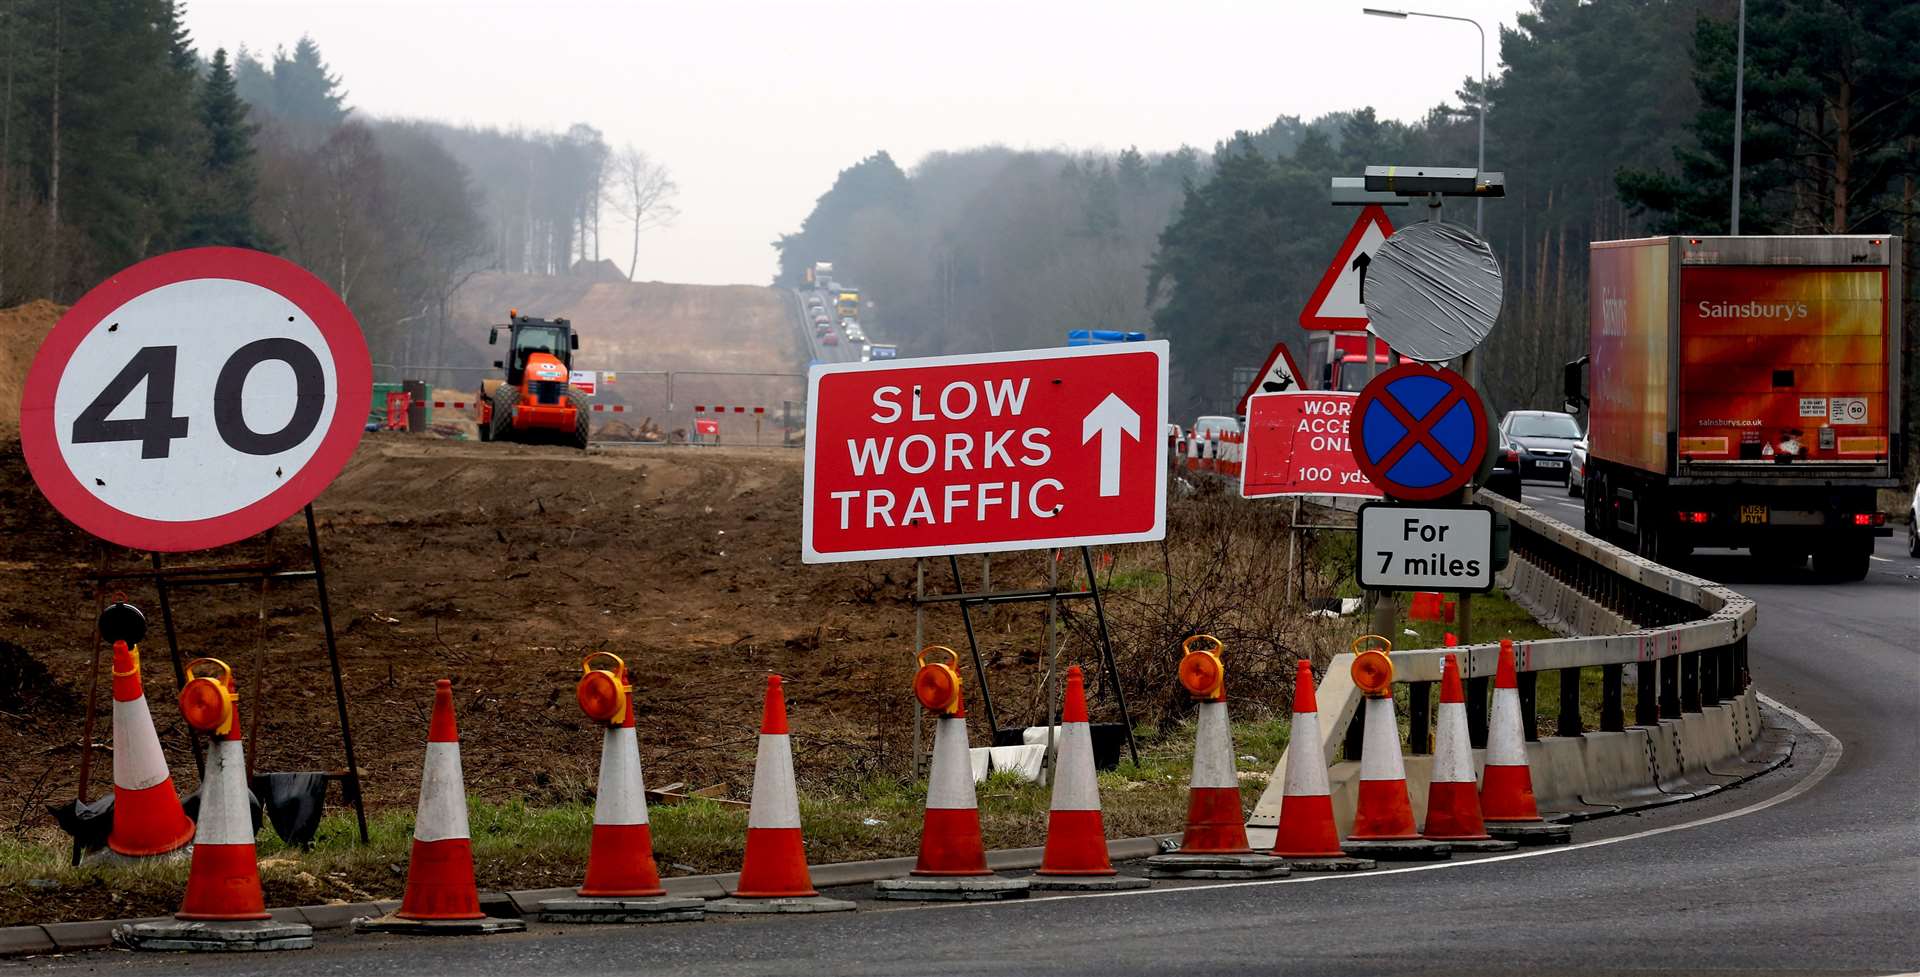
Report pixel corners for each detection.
[1308,491,1758,765]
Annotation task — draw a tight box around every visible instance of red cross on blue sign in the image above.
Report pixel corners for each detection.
[1350,363,1489,502]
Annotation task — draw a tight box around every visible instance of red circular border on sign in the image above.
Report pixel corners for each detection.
[1349,362,1488,502]
[19,247,372,552]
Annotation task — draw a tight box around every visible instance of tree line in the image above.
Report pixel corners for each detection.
[778,0,1917,439]
[0,9,677,375]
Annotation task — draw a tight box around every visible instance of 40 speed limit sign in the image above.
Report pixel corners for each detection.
[19,248,371,551]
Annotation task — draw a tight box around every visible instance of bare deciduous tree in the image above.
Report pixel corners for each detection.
[604,143,678,280]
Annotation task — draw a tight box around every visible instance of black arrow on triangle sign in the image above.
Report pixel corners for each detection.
[1352,251,1372,305]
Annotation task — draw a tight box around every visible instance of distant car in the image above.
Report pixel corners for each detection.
[1190,415,1241,440]
[822,331,838,346]
[1500,410,1582,482]
[1908,483,1918,557]
[1567,437,1589,497]
[1486,428,1522,500]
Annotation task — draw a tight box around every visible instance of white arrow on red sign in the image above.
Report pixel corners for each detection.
[802,343,1168,563]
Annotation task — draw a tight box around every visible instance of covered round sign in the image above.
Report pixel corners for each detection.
[19,248,371,551]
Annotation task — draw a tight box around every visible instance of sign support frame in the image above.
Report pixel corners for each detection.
[70,505,369,858]
[910,548,1138,769]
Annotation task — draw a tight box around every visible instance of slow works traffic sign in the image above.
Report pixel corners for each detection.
[802,343,1167,563]
[1356,504,1493,592]
[19,248,371,552]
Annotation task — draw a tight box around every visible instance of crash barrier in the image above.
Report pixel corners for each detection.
[1246,491,1765,847]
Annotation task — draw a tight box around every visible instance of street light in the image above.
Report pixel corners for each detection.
[1363,7,1487,235]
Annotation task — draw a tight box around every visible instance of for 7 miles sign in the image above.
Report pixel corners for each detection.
[803,344,1167,563]
[19,248,370,552]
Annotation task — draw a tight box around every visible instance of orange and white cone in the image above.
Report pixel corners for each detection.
[1421,655,1512,851]
[1032,666,1147,890]
[577,711,664,897]
[1482,641,1571,844]
[875,649,1028,900]
[1146,637,1286,879]
[1342,644,1449,860]
[106,641,194,858]
[116,659,313,952]
[354,680,524,934]
[710,675,854,912]
[1270,660,1349,863]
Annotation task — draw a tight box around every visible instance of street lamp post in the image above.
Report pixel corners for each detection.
[1363,7,1487,235]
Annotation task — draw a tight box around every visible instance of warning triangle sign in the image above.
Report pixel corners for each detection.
[1236,341,1302,415]
[1299,205,1395,331]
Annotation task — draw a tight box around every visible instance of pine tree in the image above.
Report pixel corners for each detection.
[271,35,347,135]
[181,48,266,248]
[232,44,273,112]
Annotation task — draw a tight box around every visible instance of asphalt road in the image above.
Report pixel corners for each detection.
[12,480,1916,976]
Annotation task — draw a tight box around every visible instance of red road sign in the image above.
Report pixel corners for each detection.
[1350,363,1488,502]
[1239,392,1383,499]
[1235,341,1304,415]
[1300,205,1394,331]
[803,343,1168,563]
[19,248,371,551]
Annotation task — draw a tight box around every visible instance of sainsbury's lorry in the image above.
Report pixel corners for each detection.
[1565,235,1902,579]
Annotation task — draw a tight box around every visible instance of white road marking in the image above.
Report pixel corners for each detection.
[1869,556,1890,563]
[907,694,1840,912]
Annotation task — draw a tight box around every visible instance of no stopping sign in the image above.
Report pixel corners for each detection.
[19,248,371,551]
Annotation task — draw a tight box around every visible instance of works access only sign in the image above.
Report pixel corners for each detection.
[1239,391,1382,499]
[802,343,1168,563]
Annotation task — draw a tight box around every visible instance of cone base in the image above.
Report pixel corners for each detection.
[1145,852,1288,880]
[732,827,818,899]
[911,807,990,877]
[396,838,484,921]
[1174,787,1252,855]
[705,896,856,914]
[1036,809,1114,876]
[578,823,667,898]
[1340,838,1453,861]
[1485,820,1573,846]
[108,780,197,858]
[874,877,1029,901]
[1282,856,1378,872]
[538,896,705,924]
[115,919,312,953]
[1271,793,1345,859]
[352,913,526,935]
[1027,874,1150,892]
[176,843,268,921]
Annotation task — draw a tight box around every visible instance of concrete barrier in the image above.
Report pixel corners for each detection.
[1246,493,1766,849]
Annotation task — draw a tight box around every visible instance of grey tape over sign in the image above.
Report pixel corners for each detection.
[1362,221,1504,363]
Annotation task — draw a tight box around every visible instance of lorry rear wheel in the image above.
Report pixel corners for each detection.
[1811,544,1870,582]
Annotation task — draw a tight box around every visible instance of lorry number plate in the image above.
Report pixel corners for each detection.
[1739,505,1768,525]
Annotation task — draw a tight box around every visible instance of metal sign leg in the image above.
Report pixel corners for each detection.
[1078,546,1138,766]
[305,505,369,843]
[946,555,1000,737]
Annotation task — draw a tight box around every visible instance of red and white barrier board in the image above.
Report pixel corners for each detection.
[1239,391,1382,499]
[802,344,1168,563]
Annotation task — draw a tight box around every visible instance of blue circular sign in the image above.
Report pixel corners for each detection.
[1350,363,1488,501]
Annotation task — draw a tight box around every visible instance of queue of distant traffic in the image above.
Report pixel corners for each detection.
[803,260,895,362]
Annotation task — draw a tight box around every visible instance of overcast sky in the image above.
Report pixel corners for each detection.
[186,0,1530,287]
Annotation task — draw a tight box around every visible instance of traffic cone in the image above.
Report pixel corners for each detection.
[1422,655,1514,852]
[1482,641,1571,845]
[911,703,989,877]
[354,680,524,934]
[106,641,195,858]
[1342,645,1449,861]
[875,650,1028,901]
[1032,666,1147,891]
[540,655,705,923]
[577,720,664,897]
[709,675,855,912]
[115,658,313,952]
[1270,660,1355,867]
[1145,637,1286,879]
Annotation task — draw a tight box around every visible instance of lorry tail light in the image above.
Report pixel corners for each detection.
[1852,513,1885,527]
[1677,511,1711,524]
